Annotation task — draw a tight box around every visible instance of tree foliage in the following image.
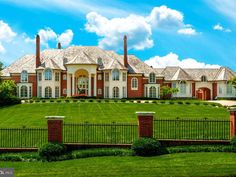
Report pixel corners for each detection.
[230,77,236,89]
[160,85,179,99]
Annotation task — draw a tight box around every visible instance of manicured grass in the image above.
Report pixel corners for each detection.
[0,102,229,128]
[0,153,236,177]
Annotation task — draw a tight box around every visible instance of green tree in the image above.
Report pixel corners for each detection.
[160,85,179,100]
[0,61,3,83]
[0,80,17,98]
[230,77,236,89]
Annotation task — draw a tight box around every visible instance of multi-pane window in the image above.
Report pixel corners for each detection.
[219,85,222,94]
[55,73,60,81]
[45,86,52,98]
[201,76,207,82]
[122,87,127,98]
[179,81,186,94]
[113,87,119,98]
[63,74,67,80]
[98,74,102,80]
[227,82,233,94]
[21,70,28,82]
[149,86,156,98]
[149,73,155,83]
[55,86,59,98]
[38,86,42,98]
[131,77,138,90]
[20,85,28,98]
[44,69,52,80]
[105,86,109,98]
[112,69,119,81]
[122,72,127,82]
[29,86,32,98]
[105,73,109,81]
[38,72,42,81]
[98,88,102,95]
[63,88,67,94]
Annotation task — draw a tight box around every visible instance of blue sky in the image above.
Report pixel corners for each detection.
[0,0,236,70]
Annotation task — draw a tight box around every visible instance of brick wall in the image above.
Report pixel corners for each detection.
[28,75,37,97]
[61,73,67,97]
[97,73,104,98]
[212,83,217,100]
[127,76,144,98]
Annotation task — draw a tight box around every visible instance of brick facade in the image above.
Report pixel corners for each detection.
[46,117,64,143]
[97,73,104,98]
[127,75,144,98]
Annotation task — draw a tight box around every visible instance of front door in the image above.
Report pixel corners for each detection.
[77,76,88,95]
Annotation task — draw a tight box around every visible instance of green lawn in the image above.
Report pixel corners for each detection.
[0,102,229,128]
[0,153,236,177]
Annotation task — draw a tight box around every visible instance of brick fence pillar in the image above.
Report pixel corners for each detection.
[136,112,155,138]
[230,108,236,139]
[45,116,65,143]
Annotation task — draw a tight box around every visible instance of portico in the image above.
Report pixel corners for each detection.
[66,64,97,97]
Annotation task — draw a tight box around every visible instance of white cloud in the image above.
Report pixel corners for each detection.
[85,6,198,50]
[206,0,236,22]
[25,28,74,48]
[38,28,57,47]
[58,29,74,47]
[0,20,16,42]
[177,27,198,35]
[0,42,5,54]
[213,23,232,32]
[85,12,153,50]
[147,5,184,29]
[144,52,220,68]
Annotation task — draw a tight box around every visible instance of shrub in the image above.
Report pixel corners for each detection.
[39,143,67,161]
[185,101,191,105]
[194,102,200,105]
[132,138,166,156]
[65,99,70,103]
[231,136,236,146]
[169,101,175,104]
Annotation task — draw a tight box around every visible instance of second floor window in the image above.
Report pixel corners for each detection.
[55,72,60,81]
[21,70,28,82]
[112,69,119,81]
[44,69,52,81]
[105,73,109,81]
[149,73,155,83]
[131,77,138,90]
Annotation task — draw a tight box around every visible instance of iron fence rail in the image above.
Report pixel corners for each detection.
[0,127,48,148]
[63,122,138,144]
[154,118,231,140]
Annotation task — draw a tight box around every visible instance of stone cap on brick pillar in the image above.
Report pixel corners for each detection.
[45,116,65,120]
[229,107,236,112]
[136,112,155,116]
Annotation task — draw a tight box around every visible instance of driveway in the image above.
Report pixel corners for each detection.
[208,100,236,107]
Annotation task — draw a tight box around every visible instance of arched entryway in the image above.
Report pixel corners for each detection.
[75,69,89,96]
[196,87,211,100]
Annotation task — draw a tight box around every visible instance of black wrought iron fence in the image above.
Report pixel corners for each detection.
[154,118,231,140]
[63,122,138,144]
[0,127,48,148]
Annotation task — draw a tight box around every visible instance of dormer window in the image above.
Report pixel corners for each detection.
[44,69,52,81]
[21,70,28,82]
[201,75,207,82]
[112,69,119,81]
[149,73,156,83]
[97,57,103,66]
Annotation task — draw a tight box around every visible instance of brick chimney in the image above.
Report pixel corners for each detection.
[124,35,128,68]
[57,42,61,49]
[36,34,41,68]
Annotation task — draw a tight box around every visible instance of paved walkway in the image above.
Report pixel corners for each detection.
[208,100,236,107]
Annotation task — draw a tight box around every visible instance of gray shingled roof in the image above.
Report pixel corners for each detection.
[1,46,235,81]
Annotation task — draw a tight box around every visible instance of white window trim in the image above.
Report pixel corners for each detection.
[131,77,138,90]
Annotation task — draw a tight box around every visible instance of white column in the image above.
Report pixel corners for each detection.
[67,73,71,96]
[94,73,97,97]
[88,73,91,96]
[72,73,75,96]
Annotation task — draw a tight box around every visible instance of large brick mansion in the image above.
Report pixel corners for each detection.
[1,35,236,100]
